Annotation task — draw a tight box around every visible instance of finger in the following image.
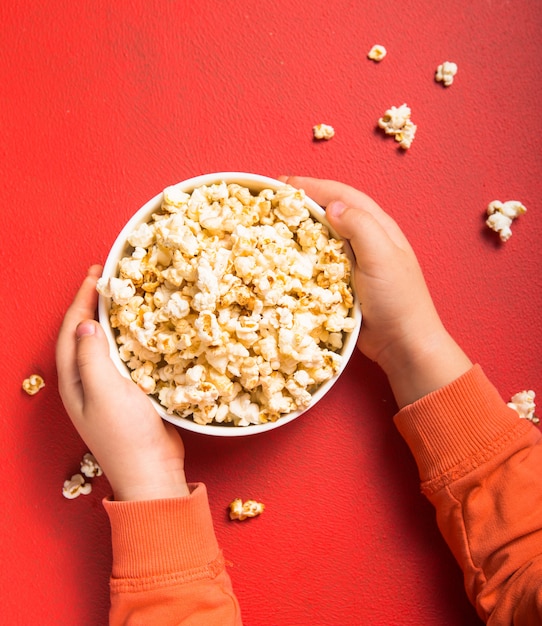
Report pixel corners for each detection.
[326,204,398,273]
[279,175,380,211]
[75,319,128,410]
[59,265,102,337]
[56,266,103,403]
[279,175,407,245]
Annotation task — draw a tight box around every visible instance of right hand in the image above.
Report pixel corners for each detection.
[280,176,472,407]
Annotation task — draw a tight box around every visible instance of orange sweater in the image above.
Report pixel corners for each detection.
[103,365,542,624]
[104,484,242,625]
[395,365,542,624]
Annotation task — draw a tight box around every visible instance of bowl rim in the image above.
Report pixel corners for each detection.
[98,171,362,436]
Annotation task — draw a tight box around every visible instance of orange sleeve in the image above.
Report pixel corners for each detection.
[103,483,242,626]
[394,364,542,624]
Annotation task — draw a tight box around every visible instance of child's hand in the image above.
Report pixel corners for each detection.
[56,266,190,501]
[280,176,472,407]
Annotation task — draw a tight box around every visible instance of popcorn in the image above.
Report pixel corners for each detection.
[368,44,386,62]
[378,103,417,149]
[486,200,526,242]
[80,453,103,478]
[435,61,458,87]
[98,182,357,427]
[22,374,45,395]
[229,498,265,520]
[62,474,92,499]
[96,276,136,306]
[508,390,539,424]
[313,124,335,140]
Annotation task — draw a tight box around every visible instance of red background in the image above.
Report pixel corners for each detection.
[2,1,541,624]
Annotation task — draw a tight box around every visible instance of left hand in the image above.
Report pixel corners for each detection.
[56,265,190,501]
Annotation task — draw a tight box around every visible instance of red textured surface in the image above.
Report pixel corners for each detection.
[2,1,541,624]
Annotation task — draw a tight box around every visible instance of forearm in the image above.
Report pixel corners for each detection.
[394,366,542,623]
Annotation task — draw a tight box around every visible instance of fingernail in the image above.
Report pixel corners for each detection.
[76,321,96,339]
[327,201,347,218]
[88,264,103,278]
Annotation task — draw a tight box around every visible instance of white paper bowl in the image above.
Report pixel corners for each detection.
[98,172,361,436]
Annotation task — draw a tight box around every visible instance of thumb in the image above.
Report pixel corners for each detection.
[326,201,397,269]
[76,320,123,397]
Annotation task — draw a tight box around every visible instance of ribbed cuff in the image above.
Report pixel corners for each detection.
[393,365,531,489]
[103,483,220,581]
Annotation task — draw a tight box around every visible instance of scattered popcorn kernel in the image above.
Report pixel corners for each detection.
[486,200,526,242]
[97,182,358,427]
[80,453,103,478]
[368,44,386,62]
[378,103,417,149]
[435,61,458,87]
[394,122,417,150]
[229,498,265,521]
[62,474,92,499]
[313,124,335,140]
[22,374,45,395]
[508,390,539,424]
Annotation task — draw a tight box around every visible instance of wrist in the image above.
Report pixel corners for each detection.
[381,327,472,409]
[113,482,191,501]
[111,466,191,502]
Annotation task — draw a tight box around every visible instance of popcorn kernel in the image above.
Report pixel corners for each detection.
[22,374,45,395]
[229,498,265,521]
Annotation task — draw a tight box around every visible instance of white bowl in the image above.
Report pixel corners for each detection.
[98,172,361,436]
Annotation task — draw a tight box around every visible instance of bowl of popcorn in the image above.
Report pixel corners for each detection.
[97,173,361,436]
